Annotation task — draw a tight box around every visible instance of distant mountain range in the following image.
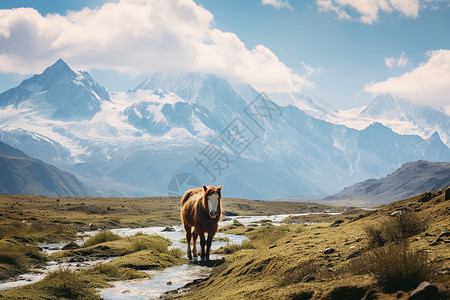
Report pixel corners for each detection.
[0,140,90,197]
[320,160,450,206]
[0,59,448,199]
[272,93,450,148]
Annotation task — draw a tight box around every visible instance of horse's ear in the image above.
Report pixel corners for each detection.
[218,185,223,190]
[203,185,207,192]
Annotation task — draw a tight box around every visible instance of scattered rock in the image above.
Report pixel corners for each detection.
[438,231,450,239]
[69,256,86,263]
[89,223,96,230]
[390,210,404,217]
[437,267,450,275]
[62,241,80,250]
[445,187,450,200]
[301,275,315,282]
[345,252,358,261]
[331,219,344,227]
[325,286,366,300]
[418,192,433,203]
[430,231,450,245]
[409,281,439,300]
[323,248,336,254]
[361,289,378,300]
[162,226,176,232]
[166,281,172,285]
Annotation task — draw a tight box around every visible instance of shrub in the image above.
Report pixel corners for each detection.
[43,268,100,299]
[0,251,29,273]
[83,231,121,247]
[365,210,428,248]
[86,262,147,281]
[365,242,432,292]
[132,240,151,252]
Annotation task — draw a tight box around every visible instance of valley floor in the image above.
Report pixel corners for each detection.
[0,191,448,299]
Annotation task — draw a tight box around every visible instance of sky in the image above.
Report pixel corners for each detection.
[0,0,449,111]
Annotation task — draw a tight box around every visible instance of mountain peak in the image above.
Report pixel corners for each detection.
[0,59,109,120]
[42,58,76,79]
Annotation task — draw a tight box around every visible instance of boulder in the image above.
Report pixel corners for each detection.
[409,282,439,300]
[62,241,80,250]
[323,248,336,254]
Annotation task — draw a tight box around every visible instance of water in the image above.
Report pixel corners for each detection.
[0,255,112,291]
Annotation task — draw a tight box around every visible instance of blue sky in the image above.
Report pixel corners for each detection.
[0,0,449,110]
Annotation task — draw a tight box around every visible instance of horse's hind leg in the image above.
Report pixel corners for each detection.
[199,233,206,260]
[184,225,192,260]
[192,231,198,257]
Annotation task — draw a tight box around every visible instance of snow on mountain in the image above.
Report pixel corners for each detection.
[323,94,450,147]
[268,92,339,119]
[0,59,110,121]
[0,61,448,199]
[269,93,450,148]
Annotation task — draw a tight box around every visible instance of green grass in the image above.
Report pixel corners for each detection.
[0,220,77,242]
[82,231,122,247]
[0,239,46,280]
[2,234,187,299]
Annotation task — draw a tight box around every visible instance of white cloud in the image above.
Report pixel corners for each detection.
[316,0,352,20]
[316,0,419,24]
[384,52,409,68]
[364,49,450,112]
[301,61,325,76]
[0,0,311,94]
[261,0,293,10]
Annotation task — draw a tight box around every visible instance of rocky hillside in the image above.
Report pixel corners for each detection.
[322,160,450,206]
[176,188,450,299]
[0,141,91,197]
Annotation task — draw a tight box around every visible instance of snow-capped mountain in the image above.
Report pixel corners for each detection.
[0,59,110,121]
[279,93,450,148]
[0,59,448,200]
[267,92,339,119]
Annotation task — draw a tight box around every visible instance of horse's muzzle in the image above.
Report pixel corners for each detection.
[209,210,217,218]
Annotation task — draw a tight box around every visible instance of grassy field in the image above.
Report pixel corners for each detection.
[177,188,450,299]
[0,193,344,286]
[0,194,345,231]
[3,190,446,299]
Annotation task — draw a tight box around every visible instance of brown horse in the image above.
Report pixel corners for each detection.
[180,185,223,261]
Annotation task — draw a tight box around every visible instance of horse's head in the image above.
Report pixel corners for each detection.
[202,185,223,218]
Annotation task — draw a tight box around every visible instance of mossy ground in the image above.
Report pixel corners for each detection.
[0,234,186,299]
[181,188,450,299]
[0,194,340,283]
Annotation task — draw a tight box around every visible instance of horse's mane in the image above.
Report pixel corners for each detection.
[181,187,202,206]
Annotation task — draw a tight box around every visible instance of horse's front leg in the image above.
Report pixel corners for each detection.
[206,232,214,261]
[199,233,206,260]
[192,231,198,257]
[184,225,192,260]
